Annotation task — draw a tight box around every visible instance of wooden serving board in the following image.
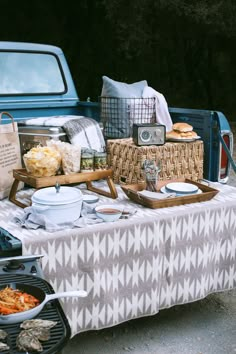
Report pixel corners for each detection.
[9,169,118,208]
[121,179,219,209]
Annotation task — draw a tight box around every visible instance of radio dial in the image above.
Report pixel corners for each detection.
[155,129,162,136]
[140,130,152,142]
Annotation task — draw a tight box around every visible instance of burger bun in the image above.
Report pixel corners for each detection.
[172,122,193,132]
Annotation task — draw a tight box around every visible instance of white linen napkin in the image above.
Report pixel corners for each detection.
[13,202,103,232]
[142,86,173,132]
[138,190,176,199]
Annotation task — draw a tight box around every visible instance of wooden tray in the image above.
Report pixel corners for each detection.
[121,179,219,209]
[9,168,118,208]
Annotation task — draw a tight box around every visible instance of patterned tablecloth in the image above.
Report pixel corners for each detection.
[0,182,236,337]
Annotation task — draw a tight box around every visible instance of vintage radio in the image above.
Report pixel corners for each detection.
[132,123,166,146]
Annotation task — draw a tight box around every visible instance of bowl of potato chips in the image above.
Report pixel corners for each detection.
[23,146,61,177]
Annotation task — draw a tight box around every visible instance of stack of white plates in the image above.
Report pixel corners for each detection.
[161,182,201,196]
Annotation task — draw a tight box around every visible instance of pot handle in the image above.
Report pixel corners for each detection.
[44,290,87,304]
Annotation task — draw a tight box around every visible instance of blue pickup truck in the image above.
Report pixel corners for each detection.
[0,41,234,183]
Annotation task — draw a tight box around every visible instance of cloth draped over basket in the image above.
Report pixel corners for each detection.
[22,115,105,152]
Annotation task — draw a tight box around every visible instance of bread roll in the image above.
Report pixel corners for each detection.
[166,130,198,140]
[172,122,193,132]
[185,131,198,138]
[166,130,181,139]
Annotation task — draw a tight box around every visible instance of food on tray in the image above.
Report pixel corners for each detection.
[166,130,198,139]
[27,327,51,341]
[0,286,40,315]
[0,329,8,340]
[166,122,198,140]
[17,319,57,352]
[47,140,81,175]
[23,146,61,177]
[16,330,43,352]
[172,122,193,132]
[0,342,10,351]
[0,329,9,352]
[166,130,181,139]
[20,319,58,329]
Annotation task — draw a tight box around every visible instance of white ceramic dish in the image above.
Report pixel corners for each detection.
[31,186,83,224]
[83,194,99,204]
[95,204,123,222]
[166,136,201,143]
[160,186,202,196]
[165,182,199,194]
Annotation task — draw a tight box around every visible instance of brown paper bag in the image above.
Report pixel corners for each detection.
[0,112,22,200]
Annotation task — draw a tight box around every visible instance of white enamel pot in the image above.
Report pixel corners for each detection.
[0,283,87,324]
[31,185,83,224]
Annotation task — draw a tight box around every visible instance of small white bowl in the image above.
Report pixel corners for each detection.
[83,194,99,204]
[95,204,123,222]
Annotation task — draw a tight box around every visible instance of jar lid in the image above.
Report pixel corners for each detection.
[81,153,93,158]
[94,152,106,157]
[32,186,82,205]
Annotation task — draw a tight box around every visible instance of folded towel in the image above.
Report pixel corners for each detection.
[22,115,84,126]
[13,202,103,232]
[142,86,173,132]
[63,117,105,152]
[22,115,105,152]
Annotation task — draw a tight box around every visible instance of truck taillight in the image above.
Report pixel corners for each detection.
[220,135,230,179]
[218,132,233,183]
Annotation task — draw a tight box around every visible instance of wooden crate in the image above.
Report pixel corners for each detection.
[107,138,204,184]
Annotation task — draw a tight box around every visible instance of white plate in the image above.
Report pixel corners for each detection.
[166,136,201,143]
[160,186,202,196]
[165,182,199,194]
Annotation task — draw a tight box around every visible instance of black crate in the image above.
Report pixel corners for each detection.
[100,97,156,139]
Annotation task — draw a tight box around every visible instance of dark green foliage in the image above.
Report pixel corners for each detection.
[1,0,236,120]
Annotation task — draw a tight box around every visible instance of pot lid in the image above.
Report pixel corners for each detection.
[32,186,82,205]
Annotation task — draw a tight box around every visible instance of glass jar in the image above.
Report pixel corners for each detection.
[80,151,94,172]
[94,151,107,170]
[142,159,161,192]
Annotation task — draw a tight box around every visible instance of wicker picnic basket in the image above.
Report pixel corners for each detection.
[107,138,204,184]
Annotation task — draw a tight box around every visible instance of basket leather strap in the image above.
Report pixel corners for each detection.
[0,111,16,132]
